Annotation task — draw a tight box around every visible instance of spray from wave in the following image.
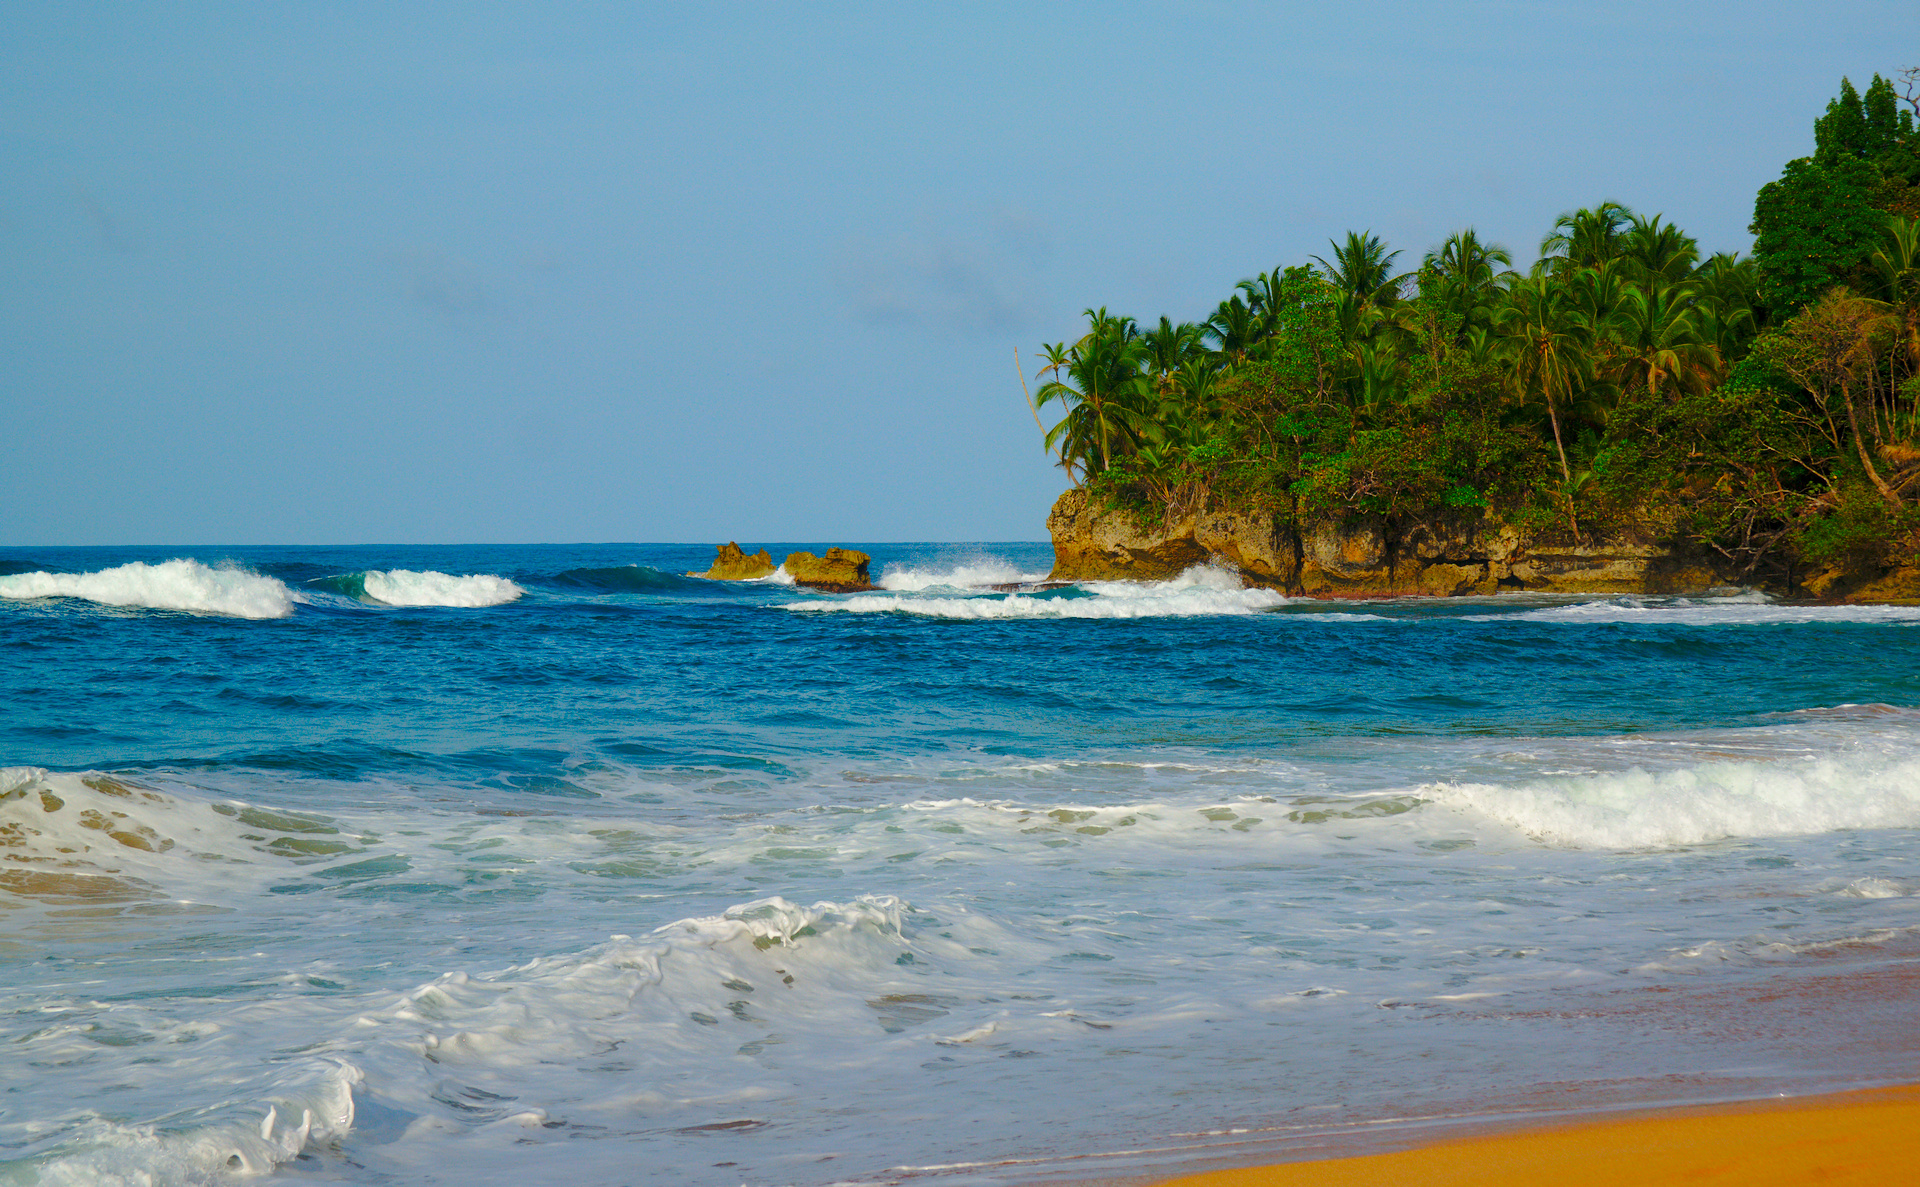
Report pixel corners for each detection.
[0,560,295,619]
[877,559,1051,592]
[789,565,1287,619]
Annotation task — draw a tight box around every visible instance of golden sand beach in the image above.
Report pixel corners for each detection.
[1147,1083,1920,1187]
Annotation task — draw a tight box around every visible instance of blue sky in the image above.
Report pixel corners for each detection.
[3,2,1916,544]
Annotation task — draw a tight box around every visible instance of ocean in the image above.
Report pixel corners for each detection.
[3,542,1918,1186]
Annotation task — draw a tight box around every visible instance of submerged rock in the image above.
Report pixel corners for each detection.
[696,542,776,581]
[782,548,875,593]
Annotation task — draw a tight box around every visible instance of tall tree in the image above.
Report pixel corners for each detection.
[1494,275,1591,482]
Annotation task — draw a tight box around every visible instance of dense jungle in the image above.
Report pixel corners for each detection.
[1028,71,1920,592]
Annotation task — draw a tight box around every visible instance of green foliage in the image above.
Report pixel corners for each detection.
[1752,74,1920,320]
[1750,157,1884,320]
[1795,483,1912,569]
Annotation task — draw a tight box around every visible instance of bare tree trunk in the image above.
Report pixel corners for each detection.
[1844,382,1903,507]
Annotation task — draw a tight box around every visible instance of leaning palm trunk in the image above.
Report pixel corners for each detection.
[1546,391,1571,483]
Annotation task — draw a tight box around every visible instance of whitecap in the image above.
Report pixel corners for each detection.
[361,570,523,608]
[0,559,296,619]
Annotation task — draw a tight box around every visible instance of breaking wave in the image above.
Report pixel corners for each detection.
[360,570,523,607]
[788,565,1287,619]
[0,559,295,619]
[1429,752,1920,848]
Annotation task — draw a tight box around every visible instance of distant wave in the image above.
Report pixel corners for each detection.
[1472,594,1920,626]
[788,565,1286,619]
[544,565,705,593]
[1429,752,1920,848]
[0,559,295,619]
[307,569,522,608]
[877,559,1051,592]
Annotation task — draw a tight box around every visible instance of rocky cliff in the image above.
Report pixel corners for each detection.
[1045,489,1733,596]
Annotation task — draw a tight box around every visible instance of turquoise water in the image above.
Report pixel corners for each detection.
[4,543,1920,1185]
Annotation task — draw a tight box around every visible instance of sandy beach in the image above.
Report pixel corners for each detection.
[1147,1083,1920,1186]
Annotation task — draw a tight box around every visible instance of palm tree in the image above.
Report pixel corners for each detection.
[1609,281,1717,400]
[1206,294,1262,362]
[1312,232,1411,308]
[1422,229,1513,339]
[1035,309,1149,476]
[1565,261,1629,339]
[1620,214,1700,286]
[1494,275,1593,482]
[1539,202,1632,277]
[1141,316,1210,393]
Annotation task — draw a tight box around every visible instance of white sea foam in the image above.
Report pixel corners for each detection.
[787,565,1288,619]
[877,559,1051,592]
[1429,753,1920,848]
[1473,594,1920,626]
[0,559,295,619]
[361,569,523,607]
[23,1061,359,1187]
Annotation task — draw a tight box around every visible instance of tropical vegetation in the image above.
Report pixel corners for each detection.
[1027,70,1920,585]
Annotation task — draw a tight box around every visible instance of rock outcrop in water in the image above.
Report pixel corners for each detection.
[693,543,878,592]
[782,548,875,593]
[1046,489,1733,596]
[696,543,776,581]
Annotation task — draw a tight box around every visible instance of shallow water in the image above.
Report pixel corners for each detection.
[2,543,1918,1185]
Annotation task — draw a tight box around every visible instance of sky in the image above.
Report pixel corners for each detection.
[3,2,1917,545]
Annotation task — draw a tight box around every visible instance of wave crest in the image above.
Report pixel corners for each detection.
[0,560,295,619]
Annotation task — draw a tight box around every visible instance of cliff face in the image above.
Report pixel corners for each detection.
[1045,489,1731,596]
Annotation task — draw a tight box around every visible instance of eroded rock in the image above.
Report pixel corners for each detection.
[783,548,875,593]
[695,542,776,581]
